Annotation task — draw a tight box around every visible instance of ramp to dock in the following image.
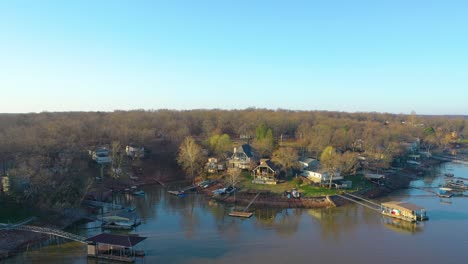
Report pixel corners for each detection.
[335,193,381,211]
[1,218,87,244]
[229,192,261,218]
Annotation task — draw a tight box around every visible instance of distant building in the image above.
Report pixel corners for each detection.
[89,147,111,164]
[125,145,145,159]
[206,157,225,173]
[298,157,319,170]
[301,170,343,184]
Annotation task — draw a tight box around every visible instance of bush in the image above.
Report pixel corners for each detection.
[293,177,303,187]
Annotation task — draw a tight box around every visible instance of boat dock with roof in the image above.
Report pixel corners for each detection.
[86,233,147,263]
[381,201,428,222]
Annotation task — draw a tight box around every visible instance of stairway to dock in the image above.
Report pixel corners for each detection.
[229,192,261,218]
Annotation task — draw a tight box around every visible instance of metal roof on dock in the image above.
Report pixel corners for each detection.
[87,233,146,247]
[381,201,425,212]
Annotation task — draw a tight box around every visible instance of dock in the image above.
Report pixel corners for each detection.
[87,233,146,263]
[334,193,428,222]
[168,184,197,196]
[229,192,261,218]
[381,201,428,222]
[82,200,125,210]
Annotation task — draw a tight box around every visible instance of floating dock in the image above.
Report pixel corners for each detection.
[381,201,428,222]
[228,211,253,218]
[168,190,185,196]
[229,192,260,218]
[87,233,146,263]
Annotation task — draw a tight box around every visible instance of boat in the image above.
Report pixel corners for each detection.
[168,190,186,196]
[445,179,468,190]
[444,173,454,177]
[101,214,139,230]
[102,221,134,230]
[212,188,227,195]
[438,187,453,198]
[132,190,145,196]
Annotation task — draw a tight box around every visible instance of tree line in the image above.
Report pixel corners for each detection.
[0,110,466,207]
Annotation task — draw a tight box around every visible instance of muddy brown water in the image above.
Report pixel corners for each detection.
[3,162,468,264]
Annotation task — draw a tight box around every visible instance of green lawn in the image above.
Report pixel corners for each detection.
[237,172,373,197]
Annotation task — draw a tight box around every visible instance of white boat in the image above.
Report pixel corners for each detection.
[212,188,227,195]
[438,187,453,198]
[133,190,145,196]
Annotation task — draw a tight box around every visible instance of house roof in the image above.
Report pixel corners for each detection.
[87,233,146,247]
[240,144,253,157]
[254,159,277,171]
[381,201,425,212]
[300,158,316,164]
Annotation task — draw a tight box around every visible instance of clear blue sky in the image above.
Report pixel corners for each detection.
[1,0,467,114]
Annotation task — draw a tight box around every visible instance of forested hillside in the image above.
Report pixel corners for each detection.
[0,109,466,209]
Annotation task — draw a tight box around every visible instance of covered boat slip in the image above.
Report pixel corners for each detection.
[381,201,428,222]
[87,233,146,263]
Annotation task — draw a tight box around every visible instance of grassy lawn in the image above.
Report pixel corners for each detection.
[237,171,373,197]
[299,185,339,196]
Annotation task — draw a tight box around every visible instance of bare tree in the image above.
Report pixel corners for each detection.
[272,147,300,178]
[177,137,206,183]
[225,168,241,188]
[110,141,124,180]
[320,146,341,189]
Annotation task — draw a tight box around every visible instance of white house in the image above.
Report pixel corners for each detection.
[126,145,145,159]
[301,170,343,184]
[90,147,111,164]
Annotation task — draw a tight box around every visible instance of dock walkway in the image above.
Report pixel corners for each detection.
[229,192,261,218]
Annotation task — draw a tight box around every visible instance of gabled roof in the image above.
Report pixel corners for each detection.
[234,144,253,158]
[240,144,253,157]
[87,233,146,247]
[254,159,277,171]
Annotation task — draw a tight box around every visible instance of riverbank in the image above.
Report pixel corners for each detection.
[197,157,446,210]
[0,209,86,261]
[0,157,447,261]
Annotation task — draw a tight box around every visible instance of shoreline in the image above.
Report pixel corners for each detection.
[201,158,446,209]
[0,209,86,261]
[0,158,448,261]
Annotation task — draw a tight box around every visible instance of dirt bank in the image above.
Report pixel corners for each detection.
[0,209,86,261]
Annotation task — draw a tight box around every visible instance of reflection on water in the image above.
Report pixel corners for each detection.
[381,216,423,234]
[4,162,468,264]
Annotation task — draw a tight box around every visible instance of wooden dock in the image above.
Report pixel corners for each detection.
[229,192,261,218]
[228,211,253,218]
[168,184,197,196]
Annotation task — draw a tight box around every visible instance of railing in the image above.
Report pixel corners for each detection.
[12,225,87,243]
[1,217,87,244]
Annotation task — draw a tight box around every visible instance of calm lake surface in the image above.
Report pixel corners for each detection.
[5,162,468,264]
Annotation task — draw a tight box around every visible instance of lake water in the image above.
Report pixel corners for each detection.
[4,162,468,264]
